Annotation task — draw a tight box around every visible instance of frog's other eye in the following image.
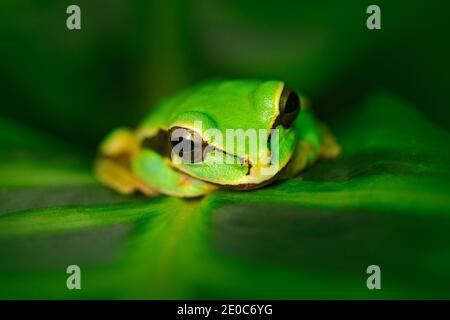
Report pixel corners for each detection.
[278,86,301,128]
[170,127,204,163]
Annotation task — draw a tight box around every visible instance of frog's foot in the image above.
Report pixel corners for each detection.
[319,124,341,160]
[94,128,159,197]
[279,125,341,180]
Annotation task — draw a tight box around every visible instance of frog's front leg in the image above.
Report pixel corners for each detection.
[94,128,159,196]
[132,149,217,198]
[279,108,341,179]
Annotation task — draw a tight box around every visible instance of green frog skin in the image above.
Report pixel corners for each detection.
[94,79,341,197]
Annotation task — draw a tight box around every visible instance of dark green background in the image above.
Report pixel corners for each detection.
[0,0,449,299]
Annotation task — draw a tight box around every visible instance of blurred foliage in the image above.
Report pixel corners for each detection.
[1,94,449,299]
[0,0,449,298]
[1,0,449,148]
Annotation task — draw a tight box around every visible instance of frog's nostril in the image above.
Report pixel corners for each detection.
[279,86,301,128]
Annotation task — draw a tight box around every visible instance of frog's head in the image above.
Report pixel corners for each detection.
[167,79,301,188]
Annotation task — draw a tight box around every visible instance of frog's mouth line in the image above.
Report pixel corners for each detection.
[141,117,300,184]
[143,127,254,175]
[202,139,297,190]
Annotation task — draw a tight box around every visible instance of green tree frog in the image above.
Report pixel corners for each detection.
[94,79,340,197]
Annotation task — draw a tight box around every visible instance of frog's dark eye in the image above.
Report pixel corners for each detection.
[169,127,204,163]
[278,86,301,128]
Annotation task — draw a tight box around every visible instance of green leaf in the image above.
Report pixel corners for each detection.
[0,93,449,299]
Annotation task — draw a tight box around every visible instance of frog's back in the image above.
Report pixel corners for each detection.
[140,79,282,133]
